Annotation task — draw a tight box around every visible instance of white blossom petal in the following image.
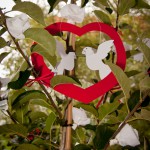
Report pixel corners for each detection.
[60,4,85,23]
[0,100,8,111]
[0,77,10,87]
[142,38,150,48]
[110,139,119,146]
[133,53,143,62]
[72,107,90,130]
[110,124,140,147]
[15,34,25,40]
[6,13,30,39]
[112,42,132,53]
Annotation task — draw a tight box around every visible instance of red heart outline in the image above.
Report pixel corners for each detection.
[46,22,126,104]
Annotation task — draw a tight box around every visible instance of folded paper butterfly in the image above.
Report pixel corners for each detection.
[25,52,54,87]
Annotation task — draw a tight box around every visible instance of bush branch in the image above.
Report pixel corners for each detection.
[0,9,62,119]
[104,91,149,150]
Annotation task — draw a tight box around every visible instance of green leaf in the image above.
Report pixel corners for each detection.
[0,52,9,63]
[32,44,57,66]
[83,124,96,131]
[81,0,89,7]
[139,76,150,92]
[76,104,98,117]
[94,10,111,25]
[119,23,132,29]
[128,90,140,111]
[117,106,128,121]
[9,60,28,83]
[141,109,150,121]
[12,90,47,107]
[8,69,31,90]
[44,112,56,132]
[125,70,141,77]
[76,127,86,144]
[0,124,27,138]
[105,7,113,14]
[74,144,91,150]
[130,120,150,139]
[12,2,45,25]
[0,28,6,36]
[32,138,57,148]
[98,101,120,121]
[13,0,21,3]
[126,49,140,58]
[107,62,131,99]
[13,104,29,124]
[47,0,67,13]
[8,89,26,109]
[144,137,150,150]
[134,0,150,9]
[118,0,135,15]
[29,111,48,122]
[0,37,7,49]
[16,144,40,150]
[24,28,56,56]
[105,115,120,124]
[138,40,150,65]
[93,124,114,149]
[95,0,109,7]
[110,91,124,103]
[30,99,54,111]
[51,75,81,88]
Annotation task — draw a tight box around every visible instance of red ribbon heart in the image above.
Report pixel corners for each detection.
[32,22,126,104]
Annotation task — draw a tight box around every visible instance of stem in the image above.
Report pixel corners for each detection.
[34,135,59,149]
[39,84,62,118]
[0,9,62,119]
[64,4,76,146]
[60,107,68,150]
[112,0,120,63]
[115,0,120,31]
[65,100,73,150]
[5,110,18,124]
[104,92,149,150]
[64,34,75,150]
[103,92,109,104]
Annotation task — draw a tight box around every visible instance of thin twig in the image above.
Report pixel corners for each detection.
[0,9,62,119]
[112,0,120,63]
[115,0,120,31]
[104,92,149,150]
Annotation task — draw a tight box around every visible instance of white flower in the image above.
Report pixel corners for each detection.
[60,4,85,23]
[0,77,10,88]
[133,53,143,62]
[112,41,144,62]
[142,38,150,48]
[110,124,140,147]
[0,100,8,111]
[133,38,150,62]
[6,13,30,39]
[72,107,90,130]
[112,42,132,53]
[0,119,6,126]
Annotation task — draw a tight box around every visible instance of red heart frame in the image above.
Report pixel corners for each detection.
[45,22,126,104]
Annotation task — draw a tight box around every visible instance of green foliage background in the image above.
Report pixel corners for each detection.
[0,0,150,150]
